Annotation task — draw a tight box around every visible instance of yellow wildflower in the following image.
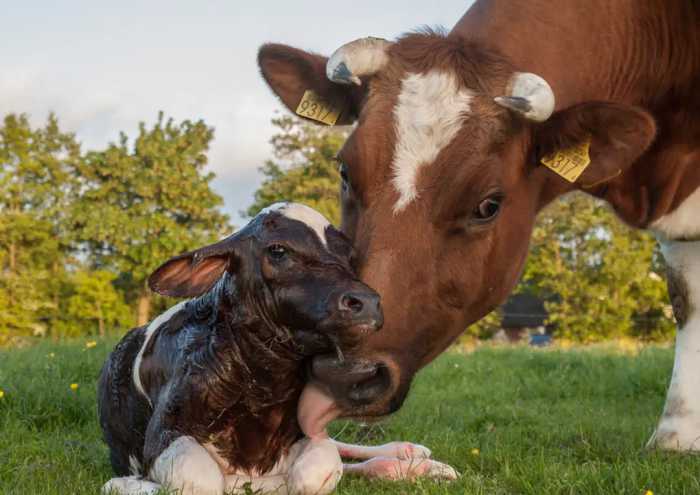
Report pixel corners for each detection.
[0,389,5,399]
[85,341,97,349]
[470,448,480,456]
[644,491,653,495]
[70,383,79,391]
[48,353,55,358]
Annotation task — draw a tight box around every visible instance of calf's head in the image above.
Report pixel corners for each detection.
[148,202,383,356]
[259,31,657,417]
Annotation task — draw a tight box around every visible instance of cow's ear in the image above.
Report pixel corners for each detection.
[258,44,365,125]
[533,102,656,189]
[148,237,239,298]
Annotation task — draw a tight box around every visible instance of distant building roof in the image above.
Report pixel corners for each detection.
[500,293,548,328]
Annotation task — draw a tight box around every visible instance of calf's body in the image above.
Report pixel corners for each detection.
[98,203,381,494]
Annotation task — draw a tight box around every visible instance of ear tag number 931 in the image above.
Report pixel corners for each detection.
[295,90,343,126]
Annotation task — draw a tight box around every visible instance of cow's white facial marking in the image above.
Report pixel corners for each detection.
[651,186,700,240]
[648,238,700,450]
[132,300,189,405]
[262,202,331,246]
[391,71,474,213]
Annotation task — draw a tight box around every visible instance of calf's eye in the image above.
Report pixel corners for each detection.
[267,244,288,260]
[474,196,502,222]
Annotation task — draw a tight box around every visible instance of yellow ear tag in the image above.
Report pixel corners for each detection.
[295,90,343,126]
[541,138,592,183]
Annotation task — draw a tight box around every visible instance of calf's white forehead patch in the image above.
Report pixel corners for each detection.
[391,71,474,213]
[261,202,331,246]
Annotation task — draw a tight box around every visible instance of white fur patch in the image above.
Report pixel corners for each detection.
[150,436,224,494]
[391,71,474,213]
[649,238,700,450]
[287,438,342,495]
[651,187,700,240]
[132,300,189,406]
[261,202,331,246]
[128,455,142,476]
[101,475,162,495]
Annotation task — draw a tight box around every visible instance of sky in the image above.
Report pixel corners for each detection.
[0,1,472,226]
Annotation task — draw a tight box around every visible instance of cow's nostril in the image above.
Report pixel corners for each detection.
[340,293,364,314]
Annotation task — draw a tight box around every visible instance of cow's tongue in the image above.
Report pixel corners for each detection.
[298,381,341,439]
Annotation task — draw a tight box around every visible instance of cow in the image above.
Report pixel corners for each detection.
[98,202,456,495]
[257,0,700,451]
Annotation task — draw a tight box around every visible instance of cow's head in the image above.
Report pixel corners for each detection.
[258,31,656,417]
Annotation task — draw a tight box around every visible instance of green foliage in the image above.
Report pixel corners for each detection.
[0,112,231,343]
[521,192,674,342]
[247,116,348,224]
[56,270,133,338]
[69,113,230,325]
[0,114,82,342]
[72,113,230,287]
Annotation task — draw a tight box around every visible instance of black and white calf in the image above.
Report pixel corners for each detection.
[98,203,455,495]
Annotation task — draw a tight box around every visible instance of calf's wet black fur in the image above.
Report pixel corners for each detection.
[98,204,382,478]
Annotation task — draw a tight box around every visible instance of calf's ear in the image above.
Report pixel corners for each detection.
[533,102,656,188]
[148,237,239,298]
[257,44,365,125]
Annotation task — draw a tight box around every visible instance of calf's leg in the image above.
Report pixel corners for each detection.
[343,456,459,481]
[332,439,431,460]
[648,239,700,450]
[224,438,342,495]
[149,436,225,495]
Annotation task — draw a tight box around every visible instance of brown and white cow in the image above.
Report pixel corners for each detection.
[258,1,700,450]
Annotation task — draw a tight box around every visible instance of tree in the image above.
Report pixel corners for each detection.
[521,192,674,342]
[56,270,132,337]
[247,116,348,223]
[0,114,82,341]
[70,113,230,325]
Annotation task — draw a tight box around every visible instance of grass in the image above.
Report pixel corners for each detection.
[1,340,699,494]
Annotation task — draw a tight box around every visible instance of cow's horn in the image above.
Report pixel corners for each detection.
[494,72,555,122]
[326,37,392,86]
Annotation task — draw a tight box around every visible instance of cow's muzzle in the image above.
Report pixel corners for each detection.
[309,353,405,416]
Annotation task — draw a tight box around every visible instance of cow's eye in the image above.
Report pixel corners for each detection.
[338,163,350,191]
[267,244,288,260]
[474,196,502,222]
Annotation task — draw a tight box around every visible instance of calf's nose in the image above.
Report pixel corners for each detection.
[338,291,383,329]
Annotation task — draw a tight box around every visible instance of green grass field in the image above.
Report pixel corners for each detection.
[1,340,699,495]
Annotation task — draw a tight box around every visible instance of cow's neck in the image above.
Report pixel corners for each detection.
[453,0,700,109]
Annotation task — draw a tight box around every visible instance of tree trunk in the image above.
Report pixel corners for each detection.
[137,292,151,327]
[8,242,16,273]
[98,303,105,337]
[7,243,16,307]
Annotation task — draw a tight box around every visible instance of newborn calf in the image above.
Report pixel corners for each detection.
[98,203,383,495]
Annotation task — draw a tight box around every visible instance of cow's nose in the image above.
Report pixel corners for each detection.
[338,291,383,328]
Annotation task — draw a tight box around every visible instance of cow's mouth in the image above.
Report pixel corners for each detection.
[307,353,399,416]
